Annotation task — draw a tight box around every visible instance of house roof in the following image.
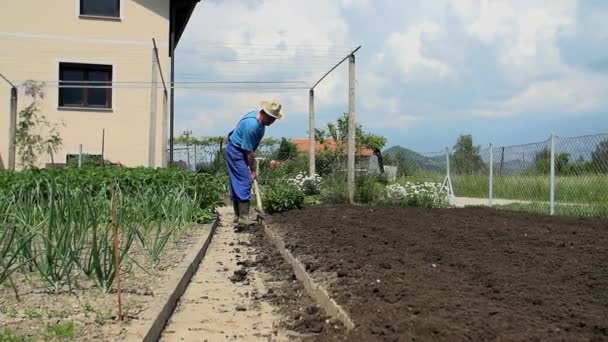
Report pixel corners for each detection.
[291,138,374,157]
[170,0,200,56]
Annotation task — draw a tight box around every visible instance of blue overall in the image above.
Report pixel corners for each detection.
[226,111,265,202]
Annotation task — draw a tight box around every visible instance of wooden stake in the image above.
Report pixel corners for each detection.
[111,186,123,321]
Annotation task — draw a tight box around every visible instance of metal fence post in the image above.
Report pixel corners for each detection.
[78,144,83,168]
[8,86,17,170]
[347,54,356,204]
[442,147,455,202]
[193,144,197,171]
[489,143,493,207]
[550,133,556,215]
[309,89,316,177]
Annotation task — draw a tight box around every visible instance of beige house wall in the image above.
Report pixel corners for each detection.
[0,0,172,169]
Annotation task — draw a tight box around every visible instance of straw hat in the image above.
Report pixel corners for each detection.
[260,99,285,120]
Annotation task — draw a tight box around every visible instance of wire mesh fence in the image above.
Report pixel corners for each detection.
[166,132,608,217]
[380,134,607,217]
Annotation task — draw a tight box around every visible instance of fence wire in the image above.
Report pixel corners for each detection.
[166,132,608,217]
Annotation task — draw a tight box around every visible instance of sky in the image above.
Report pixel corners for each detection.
[174,0,608,152]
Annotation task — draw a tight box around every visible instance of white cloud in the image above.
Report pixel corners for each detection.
[340,0,370,11]
[472,72,608,118]
[175,0,356,136]
[173,0,607,147]
[382,21,453,80]
[449,0,578,80]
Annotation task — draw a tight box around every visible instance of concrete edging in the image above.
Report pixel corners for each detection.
[262,223,355,331]
[125,216,220,342]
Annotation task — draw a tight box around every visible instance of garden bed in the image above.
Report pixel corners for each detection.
[0,224,212,341]
[267,205,608,341]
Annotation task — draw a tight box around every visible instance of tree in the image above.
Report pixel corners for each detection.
[533,148,571,174]
[319,113,387,172]
[273,138,298,161]
[452,134,484,175]
[591,138,608,173]
[361,133,387,173]
[14,81,63,169]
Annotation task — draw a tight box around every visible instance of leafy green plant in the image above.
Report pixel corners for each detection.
[0,329,34,342]
[386,181,449,209]
[0,167,224,291]
[44,322,76,341]
[14,81,63,169]
[264,181,304,213]
[355,174,387,204]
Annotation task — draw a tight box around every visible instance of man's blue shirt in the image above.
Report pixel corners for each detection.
[229,110,265,152]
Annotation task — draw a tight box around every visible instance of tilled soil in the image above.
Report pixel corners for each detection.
[160,207,344,341]
[242,222,346,340]
[268,205,608,341]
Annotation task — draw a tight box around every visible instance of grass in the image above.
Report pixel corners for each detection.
[494,202,608,218]
[44,322,76,341]
[396,172,608,216]
[0,329,33,342]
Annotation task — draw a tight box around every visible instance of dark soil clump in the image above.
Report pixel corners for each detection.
[269,205,608,341]
[247,225,345,339]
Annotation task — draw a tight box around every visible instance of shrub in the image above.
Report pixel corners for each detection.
[386,181,449,208]
[264,180,304,213]
[288,172,322,196]
[319,174,347,204]
[356,174,386,204]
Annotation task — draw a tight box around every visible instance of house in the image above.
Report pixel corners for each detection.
[0,0,199,169]
[291,138,380,172]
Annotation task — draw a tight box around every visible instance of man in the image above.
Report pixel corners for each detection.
[226,100,284,225]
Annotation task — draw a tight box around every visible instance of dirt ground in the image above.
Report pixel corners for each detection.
[0,225,211,341]
[160,207,343,341]
[268,205,608,341]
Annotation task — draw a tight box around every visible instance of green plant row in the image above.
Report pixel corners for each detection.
[0,168,226,293]
[0,167,227,211]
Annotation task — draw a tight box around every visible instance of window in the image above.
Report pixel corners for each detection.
[80,0,120,18]
[59,63,112,109]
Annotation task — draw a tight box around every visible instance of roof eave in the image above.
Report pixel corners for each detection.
[170,0,200,56]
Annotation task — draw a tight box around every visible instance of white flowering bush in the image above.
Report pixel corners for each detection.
[287,172,323,196]
[387,183,407,200]
[386,181,449,208]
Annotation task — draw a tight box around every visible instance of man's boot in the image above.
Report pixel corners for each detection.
[232,201,239,223]
[237,201,256,226]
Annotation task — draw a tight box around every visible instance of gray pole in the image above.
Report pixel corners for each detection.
[78,144,83,168]
[489,144,493,207]
[169,6,176,166]
[193,144,197,171]
[309,89,316,177]
[549,133,556,215]
[101,128,105,166]
[148,47,159,167]
[444,147,455,200]
[347,54,356,204]
[8,87,17,170]
[161,91,168,167]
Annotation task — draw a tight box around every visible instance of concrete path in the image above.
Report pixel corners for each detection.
[452,196,531,208]
[160,207,288,342]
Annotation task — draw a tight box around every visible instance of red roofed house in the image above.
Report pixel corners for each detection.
[291,138,379,172]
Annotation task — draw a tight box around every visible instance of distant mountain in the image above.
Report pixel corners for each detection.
[382,146,445,171]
